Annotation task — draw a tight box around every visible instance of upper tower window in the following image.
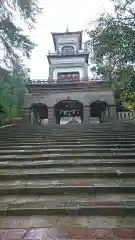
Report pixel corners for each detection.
[61,45,75,54]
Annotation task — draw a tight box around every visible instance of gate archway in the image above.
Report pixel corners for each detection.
[90,101,108,122]
[54,100,84,124]
[30,103,48,124]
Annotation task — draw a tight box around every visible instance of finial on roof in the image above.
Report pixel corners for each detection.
[66,24,69,32]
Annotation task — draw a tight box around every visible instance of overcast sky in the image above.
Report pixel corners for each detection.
[26,0,113,79]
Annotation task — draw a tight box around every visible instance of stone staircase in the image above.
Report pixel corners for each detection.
[0,122,135,237]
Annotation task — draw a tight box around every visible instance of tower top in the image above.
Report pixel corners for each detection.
[51,30,83,51]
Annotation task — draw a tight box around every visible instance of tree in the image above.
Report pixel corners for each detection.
[0,0,42,123]
[0,0,41,71]
[86,0,135,110]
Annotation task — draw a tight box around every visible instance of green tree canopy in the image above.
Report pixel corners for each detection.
[86,0,135,110]
[0,0,41,123]
[0,0,41,71]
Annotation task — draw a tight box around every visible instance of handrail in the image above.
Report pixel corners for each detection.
[26,78,108,85]
[48,50,88,55]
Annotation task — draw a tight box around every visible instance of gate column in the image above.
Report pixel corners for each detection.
[48,107,55,124]
[83,106,90,123]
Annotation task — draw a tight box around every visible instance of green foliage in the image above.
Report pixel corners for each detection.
[0,0,42,24]
[86,0,135,110]
[0,0,40,70]
[0,0,41,124]
[0,67,26,124]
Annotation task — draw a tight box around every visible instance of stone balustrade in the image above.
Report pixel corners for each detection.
[48,50,88,55]
[26,78,108,85]
[117,111,135,120]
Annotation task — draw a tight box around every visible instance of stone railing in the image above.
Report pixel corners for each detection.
[117,111,135,120]
[0,117,23,126]
[47,50,88,56]
[26,78,108,85]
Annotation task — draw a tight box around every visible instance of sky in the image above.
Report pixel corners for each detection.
[26,0,113,79]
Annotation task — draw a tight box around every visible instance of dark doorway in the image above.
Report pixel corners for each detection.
[90,101,108,122]
[31,103,48,124]
[54,100,83,124]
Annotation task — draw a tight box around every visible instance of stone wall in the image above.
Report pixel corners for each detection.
[23,89,116,124]
[24,90,115,109]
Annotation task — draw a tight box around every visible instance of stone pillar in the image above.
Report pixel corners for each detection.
[30,110,34,124]
[105,105,117,122]
[109,105,117,119]
[105,106,109,117]
[103,106,108,122]
[48,107,55,124]
[83,106,90,123]
[49,65,54,80]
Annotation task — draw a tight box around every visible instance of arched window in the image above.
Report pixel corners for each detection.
[61,45,74,54]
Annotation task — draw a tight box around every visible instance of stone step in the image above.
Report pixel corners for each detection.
[10,129,135,133]
[1,131,135,136]
[1,134,135,140]
[1,193,134,204]
[1,130,135,134]
[0,166,134,180]
[0,215,135,230]
[1,194,135,217]
[0,152,135,161]
[6,125,134,129]
[1,139,135,146]
[0,123,133,128]
[2,133,135,137]
[0,143,135,150]
[1,136,135,142]
[0,159,134,168]
[3,128,135,133]
[0,193,135,206]
[0,147,134,155]
[0,194,135,216]
[3,132,134,137]
[0,178,134,194]
[0,122,135,225]
[3,125,135,128]
[1,124,134,129]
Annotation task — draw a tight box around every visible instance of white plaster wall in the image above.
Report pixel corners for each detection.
[55,34,80,52]
[83,62,88,78]
[50,56,86,65]
[53,67,84,80]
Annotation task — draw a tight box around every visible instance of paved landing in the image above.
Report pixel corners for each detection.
[0,216,135,239]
